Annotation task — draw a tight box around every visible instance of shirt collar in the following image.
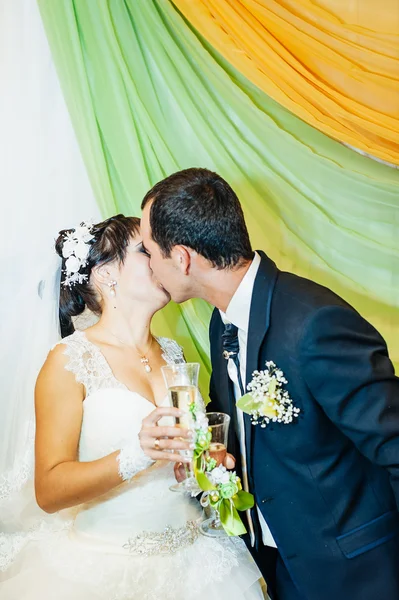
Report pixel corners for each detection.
[219,251,261,333]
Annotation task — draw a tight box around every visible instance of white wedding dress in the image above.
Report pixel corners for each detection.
[0,331,265,600]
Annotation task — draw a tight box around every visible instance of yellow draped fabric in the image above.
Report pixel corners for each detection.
[173,0,399,165]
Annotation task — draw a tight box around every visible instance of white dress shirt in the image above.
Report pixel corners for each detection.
[220,251,277,548]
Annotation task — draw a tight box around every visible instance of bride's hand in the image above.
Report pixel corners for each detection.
[139,406,193,463]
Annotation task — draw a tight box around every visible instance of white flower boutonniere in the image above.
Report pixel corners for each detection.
[237,361,300,428]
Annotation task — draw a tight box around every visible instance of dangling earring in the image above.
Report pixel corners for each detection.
[108,280,117,297]
[108,281,117,308]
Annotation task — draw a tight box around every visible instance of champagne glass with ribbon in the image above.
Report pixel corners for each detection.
[206,412,230,466]
[199,412,231,537]
[161,363,202,495]
[198,412,254,537]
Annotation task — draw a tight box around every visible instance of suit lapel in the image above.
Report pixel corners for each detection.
[244,251,279,478]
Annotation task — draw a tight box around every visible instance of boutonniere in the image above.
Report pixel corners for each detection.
[237,361,300,428]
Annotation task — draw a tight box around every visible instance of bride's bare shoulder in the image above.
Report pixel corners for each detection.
[44,342,70,367]
[43,332,78,366]
[36,333,84,395]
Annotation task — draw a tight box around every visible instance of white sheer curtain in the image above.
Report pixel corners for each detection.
[0,0,100,527]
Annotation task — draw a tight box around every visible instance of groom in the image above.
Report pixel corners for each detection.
[140,168,399,600]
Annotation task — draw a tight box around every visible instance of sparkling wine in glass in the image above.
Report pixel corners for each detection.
[207,412,230,466]
[169,385,197,426]
[161,363,201,494]
[200,412,231,538]
[208,442,227,466]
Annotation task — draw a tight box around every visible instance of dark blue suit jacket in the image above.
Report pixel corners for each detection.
[209,251,399,600]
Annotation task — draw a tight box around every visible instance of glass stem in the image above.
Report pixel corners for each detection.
[213,508,221,527]
[185,462,194,479]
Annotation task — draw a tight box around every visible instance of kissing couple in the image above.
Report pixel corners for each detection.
[2,168,398,600]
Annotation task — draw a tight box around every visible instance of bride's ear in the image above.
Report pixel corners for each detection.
[171,245,191,275]
[91,263,118,289]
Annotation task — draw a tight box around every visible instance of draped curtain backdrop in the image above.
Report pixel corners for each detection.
[173,0,399,166]
[37,0,399,383]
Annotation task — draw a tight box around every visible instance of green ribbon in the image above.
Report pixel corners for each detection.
[195,464,254,536]
[217,492,254,536]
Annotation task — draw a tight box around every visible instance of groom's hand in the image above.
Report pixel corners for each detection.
[224,453,236,470]
[139,406,193,463]
[173,453,236,482]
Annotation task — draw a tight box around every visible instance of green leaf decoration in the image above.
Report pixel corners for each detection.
[236,393,259,414]
[219,499,247,536]
[232,490,255,511]
[196,470,216,492]
[268,378,277,396]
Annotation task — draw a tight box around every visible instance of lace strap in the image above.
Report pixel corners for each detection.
[55,331,107,396]
[157,337,185,365]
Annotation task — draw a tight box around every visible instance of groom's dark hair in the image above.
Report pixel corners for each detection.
[141,168,253,269]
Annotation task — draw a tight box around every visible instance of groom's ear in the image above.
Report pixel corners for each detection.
[171,245,192,276]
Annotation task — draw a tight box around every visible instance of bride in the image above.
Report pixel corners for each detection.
[0,214,266,599]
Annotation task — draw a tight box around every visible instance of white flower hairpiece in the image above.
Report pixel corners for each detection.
[61,221,95,287]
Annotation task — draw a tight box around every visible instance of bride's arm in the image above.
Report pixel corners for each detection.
[34,345,191,514]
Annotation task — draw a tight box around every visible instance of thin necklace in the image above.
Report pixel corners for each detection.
[104,329,154,374]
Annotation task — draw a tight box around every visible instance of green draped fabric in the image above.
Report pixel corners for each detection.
[38,0,399,385]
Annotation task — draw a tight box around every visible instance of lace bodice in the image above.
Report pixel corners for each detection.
[60,330,185,397]
[50,330,200,546]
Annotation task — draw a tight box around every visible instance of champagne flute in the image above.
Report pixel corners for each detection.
[207,412,230,466]
[161,363,201,494]
[199,412,231,538]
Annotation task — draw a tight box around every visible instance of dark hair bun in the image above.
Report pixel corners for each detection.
[55,215,140,338]
[58,285,86,338]
[55,228,73,259]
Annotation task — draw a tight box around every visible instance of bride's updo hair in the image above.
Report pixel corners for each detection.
[55,214,140,338]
